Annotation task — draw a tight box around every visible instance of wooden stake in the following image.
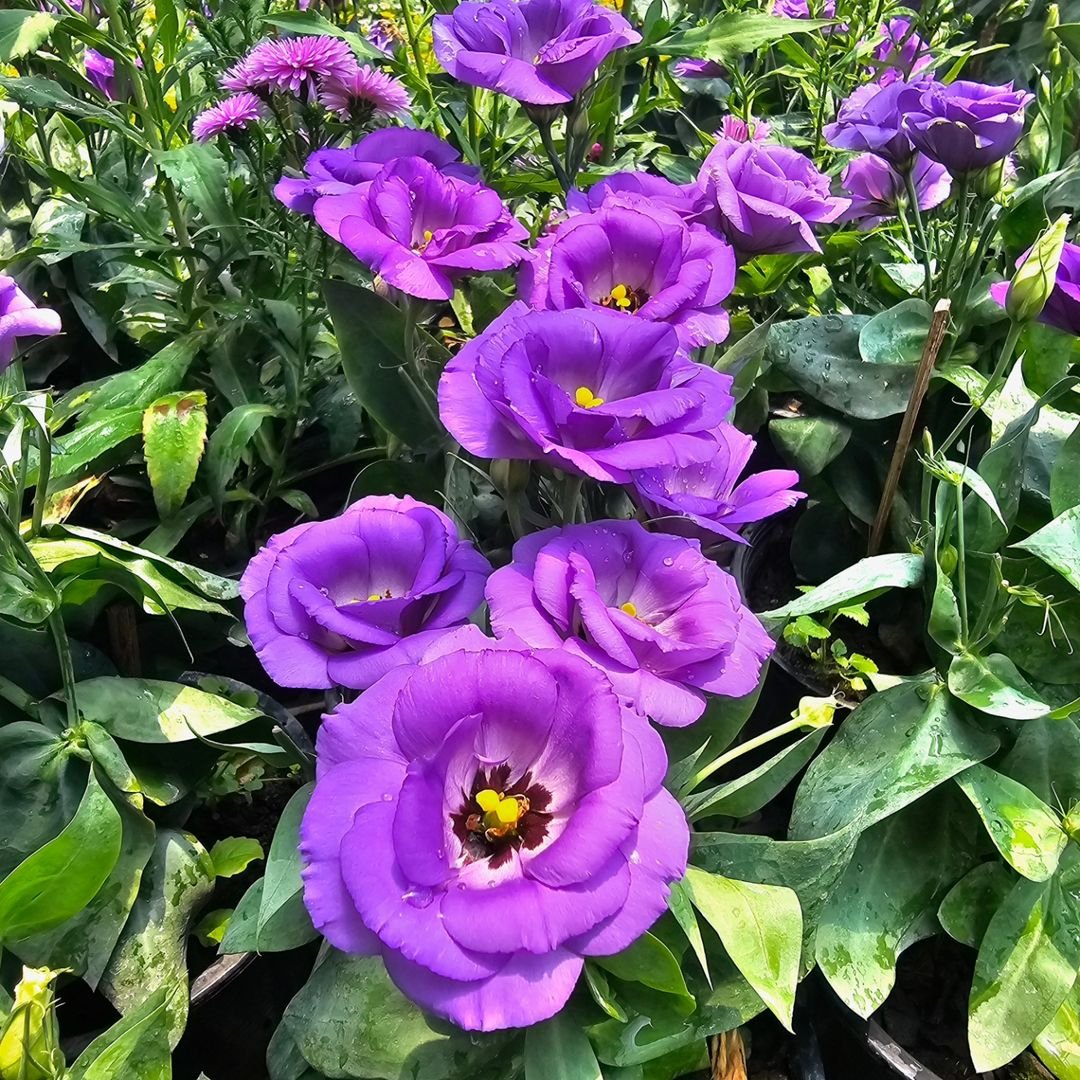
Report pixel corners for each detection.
[868,298,952,556]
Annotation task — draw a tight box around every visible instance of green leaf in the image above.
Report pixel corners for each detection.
[70,677,263,743]
[1034,982,1080,1080]
[256,784,314,948]
[769,416,850,477]
[323,279,442,448]
[218,877,316,955]
[815,791,980,1017]
[766,314,917,420]
[68,987,171,1080]
[1050,422,1080,516]
[858,299,933,367]
[1014,504,1080,592]
[209,837,264,879]
[100,830,215,1048]
[968,872,1080,1072]
[1053,23,1080,62]
[999,717,1080,808]
[0,11,57,62]
[0,768,122,942]
[594,932,693,1004]
[789,678,999,840]
[261,10,384,59]
[667,878,709,985]
[760,553,923,621]
[948,652,1050,719]
[955,764,1067,881]
[525,1010,602,1080]
[645,12,835,60]
[154,144,237,235]
[193,908,232,948]
[142,391,208,519]
[203,404,277,512]
[938,862,1015,948]
[281,950,510,1079]
[0,76,146,146]
[49,407,143,487]
[683,867,801,1031]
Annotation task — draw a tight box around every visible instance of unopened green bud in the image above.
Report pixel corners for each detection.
[490,459,530,497]
[0,968,64,1080]
[791,695,838,731]
[1045,3,1060,34]
[1005,213,1070,322]
[939,544,958,576]
[972,157,1006,199]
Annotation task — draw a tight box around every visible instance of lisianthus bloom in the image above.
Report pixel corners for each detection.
[902,80,1033,175]
[85,48,117,99]
[673,57,726,79]
[0,276,62,372]
[772,0,834,16]
[718,114,770,143]
[486,521,773,726]
[991,241,1080,337]
[432,0,640,106]
[631,425,804,543]
[695,139,849,257]
[191,92,265,141]
[240,495,490,690]
[824,79,928,166]
[301,629,687,1031]
[566,171,699,217]
[312,157,527,301]
[368,18,405,54]
[842,152,951,228]
[243,35,357,98]
[439,303,733,483]
[872,18,933,85]
[318,65,411,120]
[274,129,479,215]
[520,202,736,348]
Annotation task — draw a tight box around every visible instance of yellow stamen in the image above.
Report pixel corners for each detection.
[574,385,605,409]
[609,283,634,309]
[495,797,522,825]
[367,593,382,602]
[475,789,500,813]
[620,601,638,618]
[423,229,434,243]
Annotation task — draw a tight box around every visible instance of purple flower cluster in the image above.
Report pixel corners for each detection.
[0,276,62,372]
[872,18,933,85]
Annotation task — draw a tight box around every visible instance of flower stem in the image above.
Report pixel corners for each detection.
[955,480,969,641]
[903,168,934,301]
[31,416,52,540]
[560,474,584,525]
[535,117,572,193]
[689,715,809,792]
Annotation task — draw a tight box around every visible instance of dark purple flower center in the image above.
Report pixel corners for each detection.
[451,763,552,868]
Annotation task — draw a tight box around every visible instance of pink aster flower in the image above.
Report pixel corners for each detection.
[244,35,358,98]
[191,92,265,141]
[220,55,259,92]
[319,65,411,121]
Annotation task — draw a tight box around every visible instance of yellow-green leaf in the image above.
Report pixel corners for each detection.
[142,391,208,519]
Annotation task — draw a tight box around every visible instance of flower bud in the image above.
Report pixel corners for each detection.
[0,968,64,1080]
[1004,213,1070,323]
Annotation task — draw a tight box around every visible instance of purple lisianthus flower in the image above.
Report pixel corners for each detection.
[486,521,773,726]
[438,303,734,483]
[824,79,928,166]
[566,171,699,217]
[432,0,640,106]
[312,158,527,301]
[520,202,736,348]
[368,18,405,55]
[673,57,726,79]
[85,48,117,99]
[318,65,411,120]
[902,80,1034,175]
[872,18,933,85]
[695,139,849,257]
[243,35,358,98]
[991,241,1080,337]
[240,494,491,690]
[274,128,479,215]
[772,0,834,15]
[631,425,804,543]
[842,152,951,228]
[0,276,62,372]
[718,114,770,143]
[300,628,688,1031]
[191,92,265,141]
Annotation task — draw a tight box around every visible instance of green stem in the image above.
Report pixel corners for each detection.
[903,169,934,301]
[955,481,969,642]
[689,715,809,792]
[399,0,440,127]
[30,418,51,539]
[0,675,36,717]
[536,117,572,193]
[560,473,584,525]
[937,175,970,299]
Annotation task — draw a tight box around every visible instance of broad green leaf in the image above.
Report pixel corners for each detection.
[0,12,56,62]
[257,784,314,947]
[0,769,121,942]
[218,878,316,955]
[765,314,917,420]
[154,144,237,234]
[594,932,693,1004]
[948,652,1050,719]
[815,792,981,1017]
[968,873,1080,1072]
[1035,982,1080,1080]
[769,416,850,477]
[142,391,208,519]
[927,531,963,655]
[1014,504,1080,592]
[645,12,835,60]
[48,407,143,487]
[858,299,933,366]
[209,837,264,879]
[667,878,709,984]
[525,1010,602,1080]
[68,987,171,1080]
[0,76,146,146]
[789,678,998,839]
[683,867,801,1031]
[324,279,442,448]
[100,830,215,1048]
[1053,23,1080,62]
[193,908,232,947]
[70,677,263,743]
[0,562,56,624]
[261,10,384,59]
[281,950,510,1079]
[938,862,1015,948]
[1000,717,1080,807]
[203,404,277,511]
[1050,422,1080,516]
[760,553,923,621]
[956,765,1067,881]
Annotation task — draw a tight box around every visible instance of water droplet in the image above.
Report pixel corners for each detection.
[403,886,434,908]
[381,792,393,802]
[662,557,674,567]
